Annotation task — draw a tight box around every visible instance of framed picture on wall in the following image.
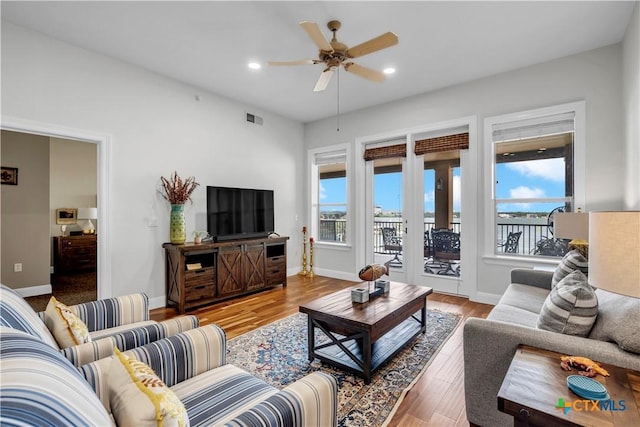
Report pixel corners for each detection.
[56,208,77,225]
[1,166,18,185]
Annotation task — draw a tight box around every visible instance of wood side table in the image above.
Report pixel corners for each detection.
[498,345,640,427]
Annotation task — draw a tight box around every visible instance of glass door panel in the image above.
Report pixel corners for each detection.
[414,152,462,294]
[371,157,406,282]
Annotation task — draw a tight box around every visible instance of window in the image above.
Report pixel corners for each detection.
[310,145,350,244]
[486,103,585,258]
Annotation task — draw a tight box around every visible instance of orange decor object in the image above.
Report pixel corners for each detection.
[560,355,610,378]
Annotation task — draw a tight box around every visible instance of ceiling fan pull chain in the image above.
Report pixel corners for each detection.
[336,67,340,132]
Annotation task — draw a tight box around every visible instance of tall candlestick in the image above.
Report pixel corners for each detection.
[298,226,308,276]
[308,237,315,278]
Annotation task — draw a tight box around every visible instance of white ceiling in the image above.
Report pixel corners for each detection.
[1,1,636,123]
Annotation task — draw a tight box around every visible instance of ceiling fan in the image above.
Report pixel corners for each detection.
[269,20,398,92]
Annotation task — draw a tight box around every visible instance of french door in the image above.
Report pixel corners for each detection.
[363,140,409,284]
[361,121,476,297]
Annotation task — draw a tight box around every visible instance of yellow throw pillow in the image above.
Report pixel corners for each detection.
[110,348,189,427]
[44,296,91,348]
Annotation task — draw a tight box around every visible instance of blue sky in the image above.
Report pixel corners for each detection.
[320,158,566,214]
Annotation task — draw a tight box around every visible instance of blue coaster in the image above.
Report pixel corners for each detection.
[567,375,609,400]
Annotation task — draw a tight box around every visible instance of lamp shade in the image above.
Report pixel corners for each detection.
[588,211,640,298]
[554,212,589,240]
[77,207,98,220]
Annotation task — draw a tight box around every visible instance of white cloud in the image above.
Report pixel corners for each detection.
[424,190,435,204]
[504,186,546,210]
[453,175,461,211]
[319,182,326,200]
[510,186,545,199]
[506,158,565,182]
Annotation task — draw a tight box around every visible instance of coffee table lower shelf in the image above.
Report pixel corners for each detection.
[309,314,424,383]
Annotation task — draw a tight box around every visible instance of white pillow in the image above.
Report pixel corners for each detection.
[109,348,189,427]
[44,296,91,348]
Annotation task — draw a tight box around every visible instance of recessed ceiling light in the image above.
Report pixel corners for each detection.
[248,62,261,70]
[383,67,396,75]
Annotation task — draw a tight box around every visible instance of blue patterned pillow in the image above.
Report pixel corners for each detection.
[0,327,112,426]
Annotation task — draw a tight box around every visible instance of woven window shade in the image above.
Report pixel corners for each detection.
[363,144,406,161]
[414,133,469,155]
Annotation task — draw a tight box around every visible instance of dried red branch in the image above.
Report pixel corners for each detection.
[160,171,199,204]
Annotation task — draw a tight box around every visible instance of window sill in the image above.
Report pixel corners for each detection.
[482,254,559,269]
[314,241,352,251]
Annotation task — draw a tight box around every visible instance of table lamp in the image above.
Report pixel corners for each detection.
[77,207,98,235]
[554,211,589,257]
[588,211,640,298]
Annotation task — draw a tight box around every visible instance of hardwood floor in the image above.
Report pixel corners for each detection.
[150,275,493,426]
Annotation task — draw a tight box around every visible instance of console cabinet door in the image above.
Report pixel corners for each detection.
[243,243,266,291]
[217,247,244,297]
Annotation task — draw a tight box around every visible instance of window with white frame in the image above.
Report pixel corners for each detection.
[488,105,585,258]
[310,146,349,244]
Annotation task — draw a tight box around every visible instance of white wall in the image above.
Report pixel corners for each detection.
[623,2,640,210]
[1,22,306,305]
[304,43,626,300]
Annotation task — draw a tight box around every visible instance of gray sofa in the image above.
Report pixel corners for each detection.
[463,268,640,427]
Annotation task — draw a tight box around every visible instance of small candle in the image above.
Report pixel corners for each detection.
[310,237,314,244]
[302,226,306,233]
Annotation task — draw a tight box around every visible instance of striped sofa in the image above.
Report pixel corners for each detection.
[1,325,338,426]
[0,283,199,366]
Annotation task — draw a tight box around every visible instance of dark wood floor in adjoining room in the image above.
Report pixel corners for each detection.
[151,275,493,426]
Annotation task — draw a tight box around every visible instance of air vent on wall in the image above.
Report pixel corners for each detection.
[246,113,263,125]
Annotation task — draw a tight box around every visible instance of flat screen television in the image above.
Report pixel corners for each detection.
[206,186,275,242]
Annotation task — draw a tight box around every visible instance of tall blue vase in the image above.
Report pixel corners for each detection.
[170,204,186,244]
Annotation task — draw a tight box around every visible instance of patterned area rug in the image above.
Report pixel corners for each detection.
[227,310,461,426]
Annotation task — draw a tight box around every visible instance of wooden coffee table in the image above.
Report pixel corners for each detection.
[498,345,640,427]
[299,282,432,384]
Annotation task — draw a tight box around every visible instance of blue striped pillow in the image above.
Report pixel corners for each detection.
[0,327,112,426]
[552,249,588,287]
[0,284,59,348]
[537,270,598,336]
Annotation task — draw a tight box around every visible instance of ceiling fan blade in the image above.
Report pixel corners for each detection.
[343,62,385,83]
[300,21,334,52]
[313,69,334,92]
[268,59,317,66]
[346,32,399,58]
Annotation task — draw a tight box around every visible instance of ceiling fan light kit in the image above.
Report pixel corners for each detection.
[269,20,398,92]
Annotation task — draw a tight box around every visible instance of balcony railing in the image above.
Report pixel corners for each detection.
[318,219,347,242]
[319,218,565,257]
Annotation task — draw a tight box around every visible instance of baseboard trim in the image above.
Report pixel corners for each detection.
[308,268,360,283]
[14,284,52,298]
[472,291,502,305]
[149,295,166,310]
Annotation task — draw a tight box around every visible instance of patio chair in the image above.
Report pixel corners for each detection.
[382,227,403,266]
[423,228,450,260]
[498,231,522,254]
[431,230,461,276]
[424,230,432,258]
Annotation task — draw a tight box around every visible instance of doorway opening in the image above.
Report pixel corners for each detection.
[1,116,111,304]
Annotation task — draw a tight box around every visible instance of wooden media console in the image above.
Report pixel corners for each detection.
[163,236,288,313]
